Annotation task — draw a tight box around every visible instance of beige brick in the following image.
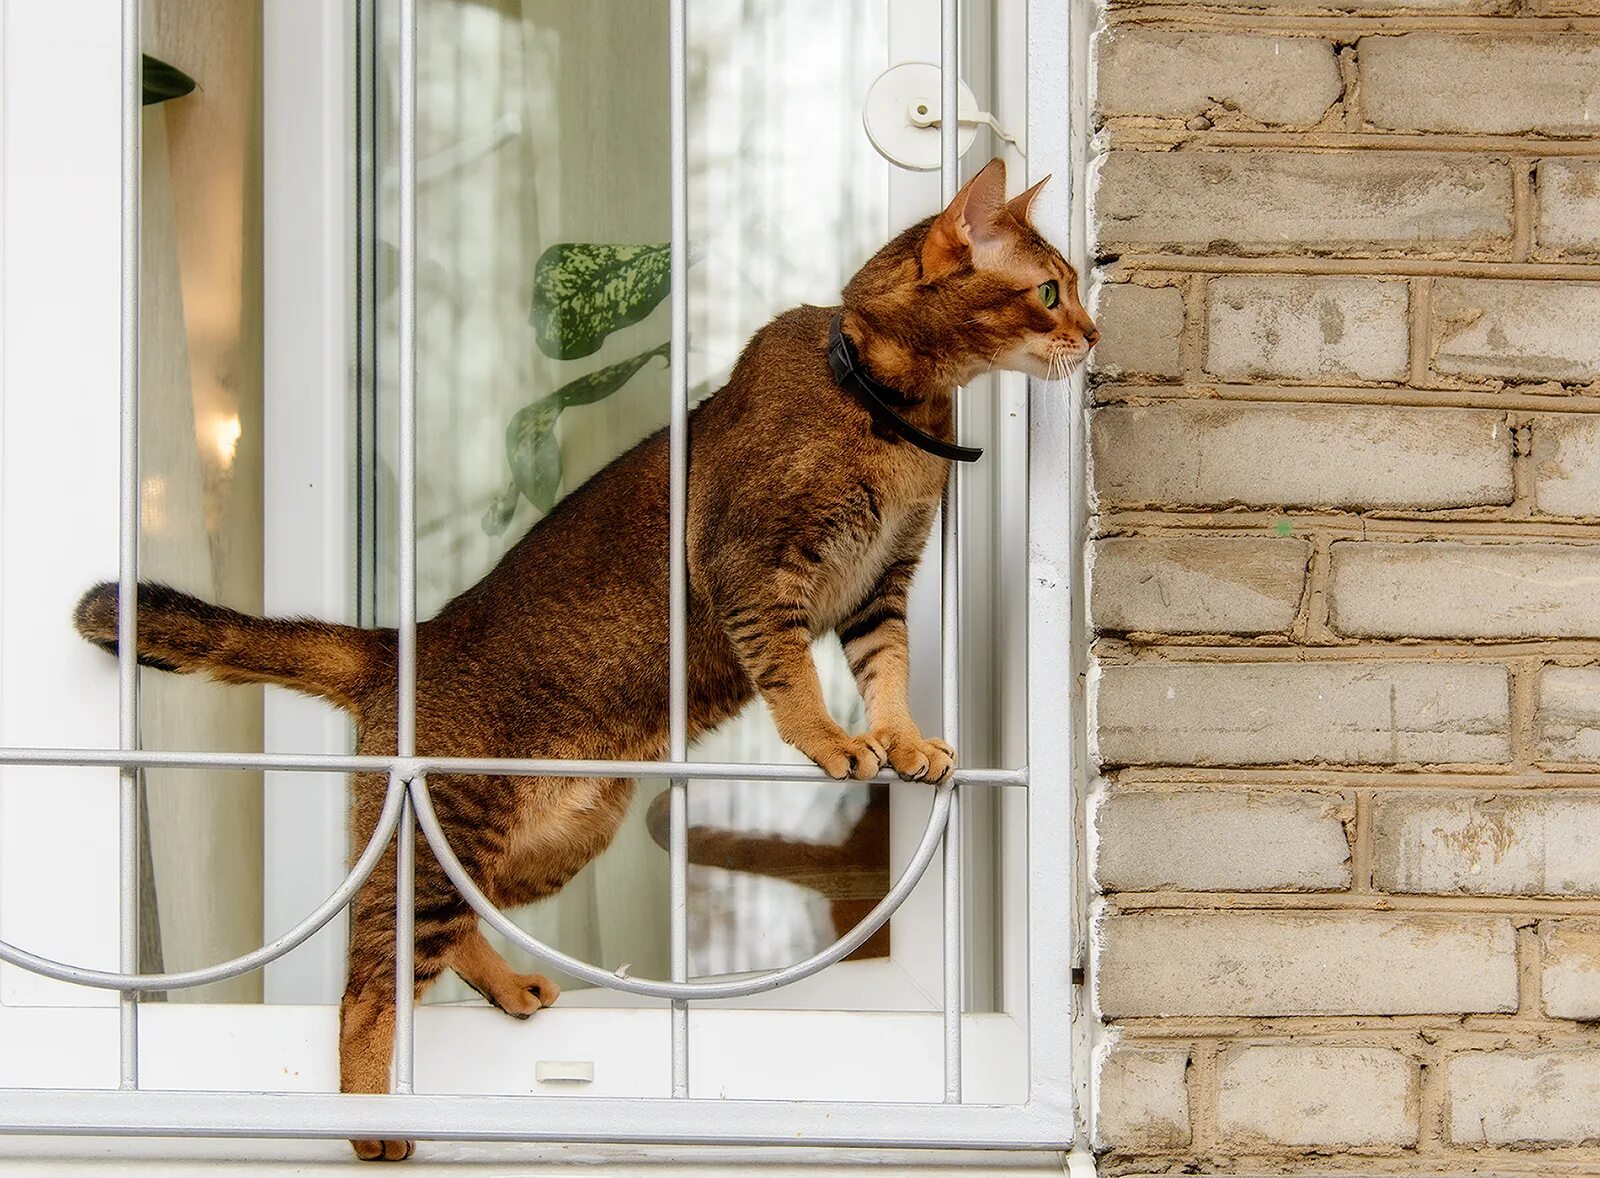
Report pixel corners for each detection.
[1431,280,1600,383]
[1540,919,1600,1019]
[1097,912,1518,1017]
[1328,541,1600,638]
[1373,793,1600,896]
[1450,1049,1600,1145]
[1091,404,1513,511]
[1095,29,1341,126]
[1090,536,1309,635]
[1093,150,1512,255]
[1533,415,1600,518]
[1205,276,1409,383]
[1094,789,1352,891]
[1089,284,1184,380]
[1092,661,1511,767]
[1536,666,1600,762]
[1362,34,1600,135]
[1537,160,1600,255]
[1217,1045,1418,1147]
[1094,1045,1192,1150]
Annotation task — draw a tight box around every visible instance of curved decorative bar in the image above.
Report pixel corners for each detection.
[0,772,407,992]
[410,773,956,1001]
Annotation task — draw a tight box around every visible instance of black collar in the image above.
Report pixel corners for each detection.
[827,314,982,463]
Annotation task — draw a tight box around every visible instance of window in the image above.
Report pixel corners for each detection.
[0,0,1078,1153]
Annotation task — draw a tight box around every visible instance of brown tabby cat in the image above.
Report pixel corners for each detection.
[73,157,1095,1160]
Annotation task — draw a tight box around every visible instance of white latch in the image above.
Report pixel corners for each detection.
[862,62,1025,172]
[535,1060,595,1084]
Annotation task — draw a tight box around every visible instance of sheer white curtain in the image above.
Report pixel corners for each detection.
[381,0,889,997]
[138,4,266,1004]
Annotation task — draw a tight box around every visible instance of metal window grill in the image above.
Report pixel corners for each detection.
[0,0,1076,1151]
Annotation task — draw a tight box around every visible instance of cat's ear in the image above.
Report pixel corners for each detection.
[1006,174,1051,224]
[921,157,1009,276]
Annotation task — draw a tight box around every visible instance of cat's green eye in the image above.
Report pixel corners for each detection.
[1038,280,1058,309]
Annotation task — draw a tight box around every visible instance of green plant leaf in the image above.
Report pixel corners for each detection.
[553,342,671,409]
[505,395,564,514]
[531,243,671,360]
[143,55,197,106]
[481,482,520,537]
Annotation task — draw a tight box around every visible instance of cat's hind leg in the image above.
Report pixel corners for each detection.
[340,854,468,1161]
[448,927,561,1019]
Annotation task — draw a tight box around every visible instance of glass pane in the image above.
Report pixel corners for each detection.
[678,0,891,982]
[136,2,267,1004]
[368,0,676,1001]
[363,0,1023,1012]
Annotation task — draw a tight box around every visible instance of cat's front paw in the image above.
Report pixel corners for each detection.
[803,731,887,781]
[875,730,956,784]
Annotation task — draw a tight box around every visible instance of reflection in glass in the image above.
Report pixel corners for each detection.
[370,0,895,999]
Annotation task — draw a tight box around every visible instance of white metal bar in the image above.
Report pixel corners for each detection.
[667,0,691,1101]
[395,0,418,760]
[116,0,142,1093]
[0,746,1026,785]
[1024,0,1078,1128]
[939,0,963,1107]
[393,784,416,1093]
[0,1089,1071,1150]
[394,0,420,1100]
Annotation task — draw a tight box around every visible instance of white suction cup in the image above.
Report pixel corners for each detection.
[861,62,980,173]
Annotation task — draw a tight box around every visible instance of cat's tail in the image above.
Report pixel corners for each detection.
[73,581,392,715]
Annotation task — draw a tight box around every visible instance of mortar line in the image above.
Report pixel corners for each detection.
[1107,768,1600,788]
[1350,789,1374,894]
[1104,255,1600,281]
[1096,513,1600,541]
[1512,158,1537,263]
[1408,276,1433,387]
[1109,1015,1600,1040]
[1337,40,1362,131]
[1510,414,1537,517]
[1188,1040,1222,1153]
[1508,656,1543,770]
[1416,1033,1446,1156]
[1304,534,1337,644]
[1108,891,1600,916]
[1515,919,1545,1020]
[1096,634,1600,658]
[1180,273,1209,381]
[1099,1147,1600,1176]
[1102,7,1600,32]
[1094,380,1600,415]
[1104,127,1600,156]
[1107,777,1600,797]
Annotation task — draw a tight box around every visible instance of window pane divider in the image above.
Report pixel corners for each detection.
[115,0,144,1095]
[939,0,963,1107]
[667,0,691,1103]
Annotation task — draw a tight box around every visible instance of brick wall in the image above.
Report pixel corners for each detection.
[1083,2,1600,1173]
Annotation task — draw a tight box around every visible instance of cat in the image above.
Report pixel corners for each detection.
[73,156,1096,1161]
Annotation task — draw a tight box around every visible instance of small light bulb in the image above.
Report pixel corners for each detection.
[213,414,242,467]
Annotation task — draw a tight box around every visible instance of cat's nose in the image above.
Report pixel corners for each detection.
[1081,320,1100,348]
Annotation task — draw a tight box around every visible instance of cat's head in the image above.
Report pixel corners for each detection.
[845,157,1097,386]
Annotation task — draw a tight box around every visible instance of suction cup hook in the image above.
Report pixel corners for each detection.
[862,61,1026,172]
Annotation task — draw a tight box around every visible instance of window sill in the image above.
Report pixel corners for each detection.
[0,1138,1070,1175]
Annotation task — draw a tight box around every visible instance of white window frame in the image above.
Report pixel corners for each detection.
[0,0,1082,1153]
